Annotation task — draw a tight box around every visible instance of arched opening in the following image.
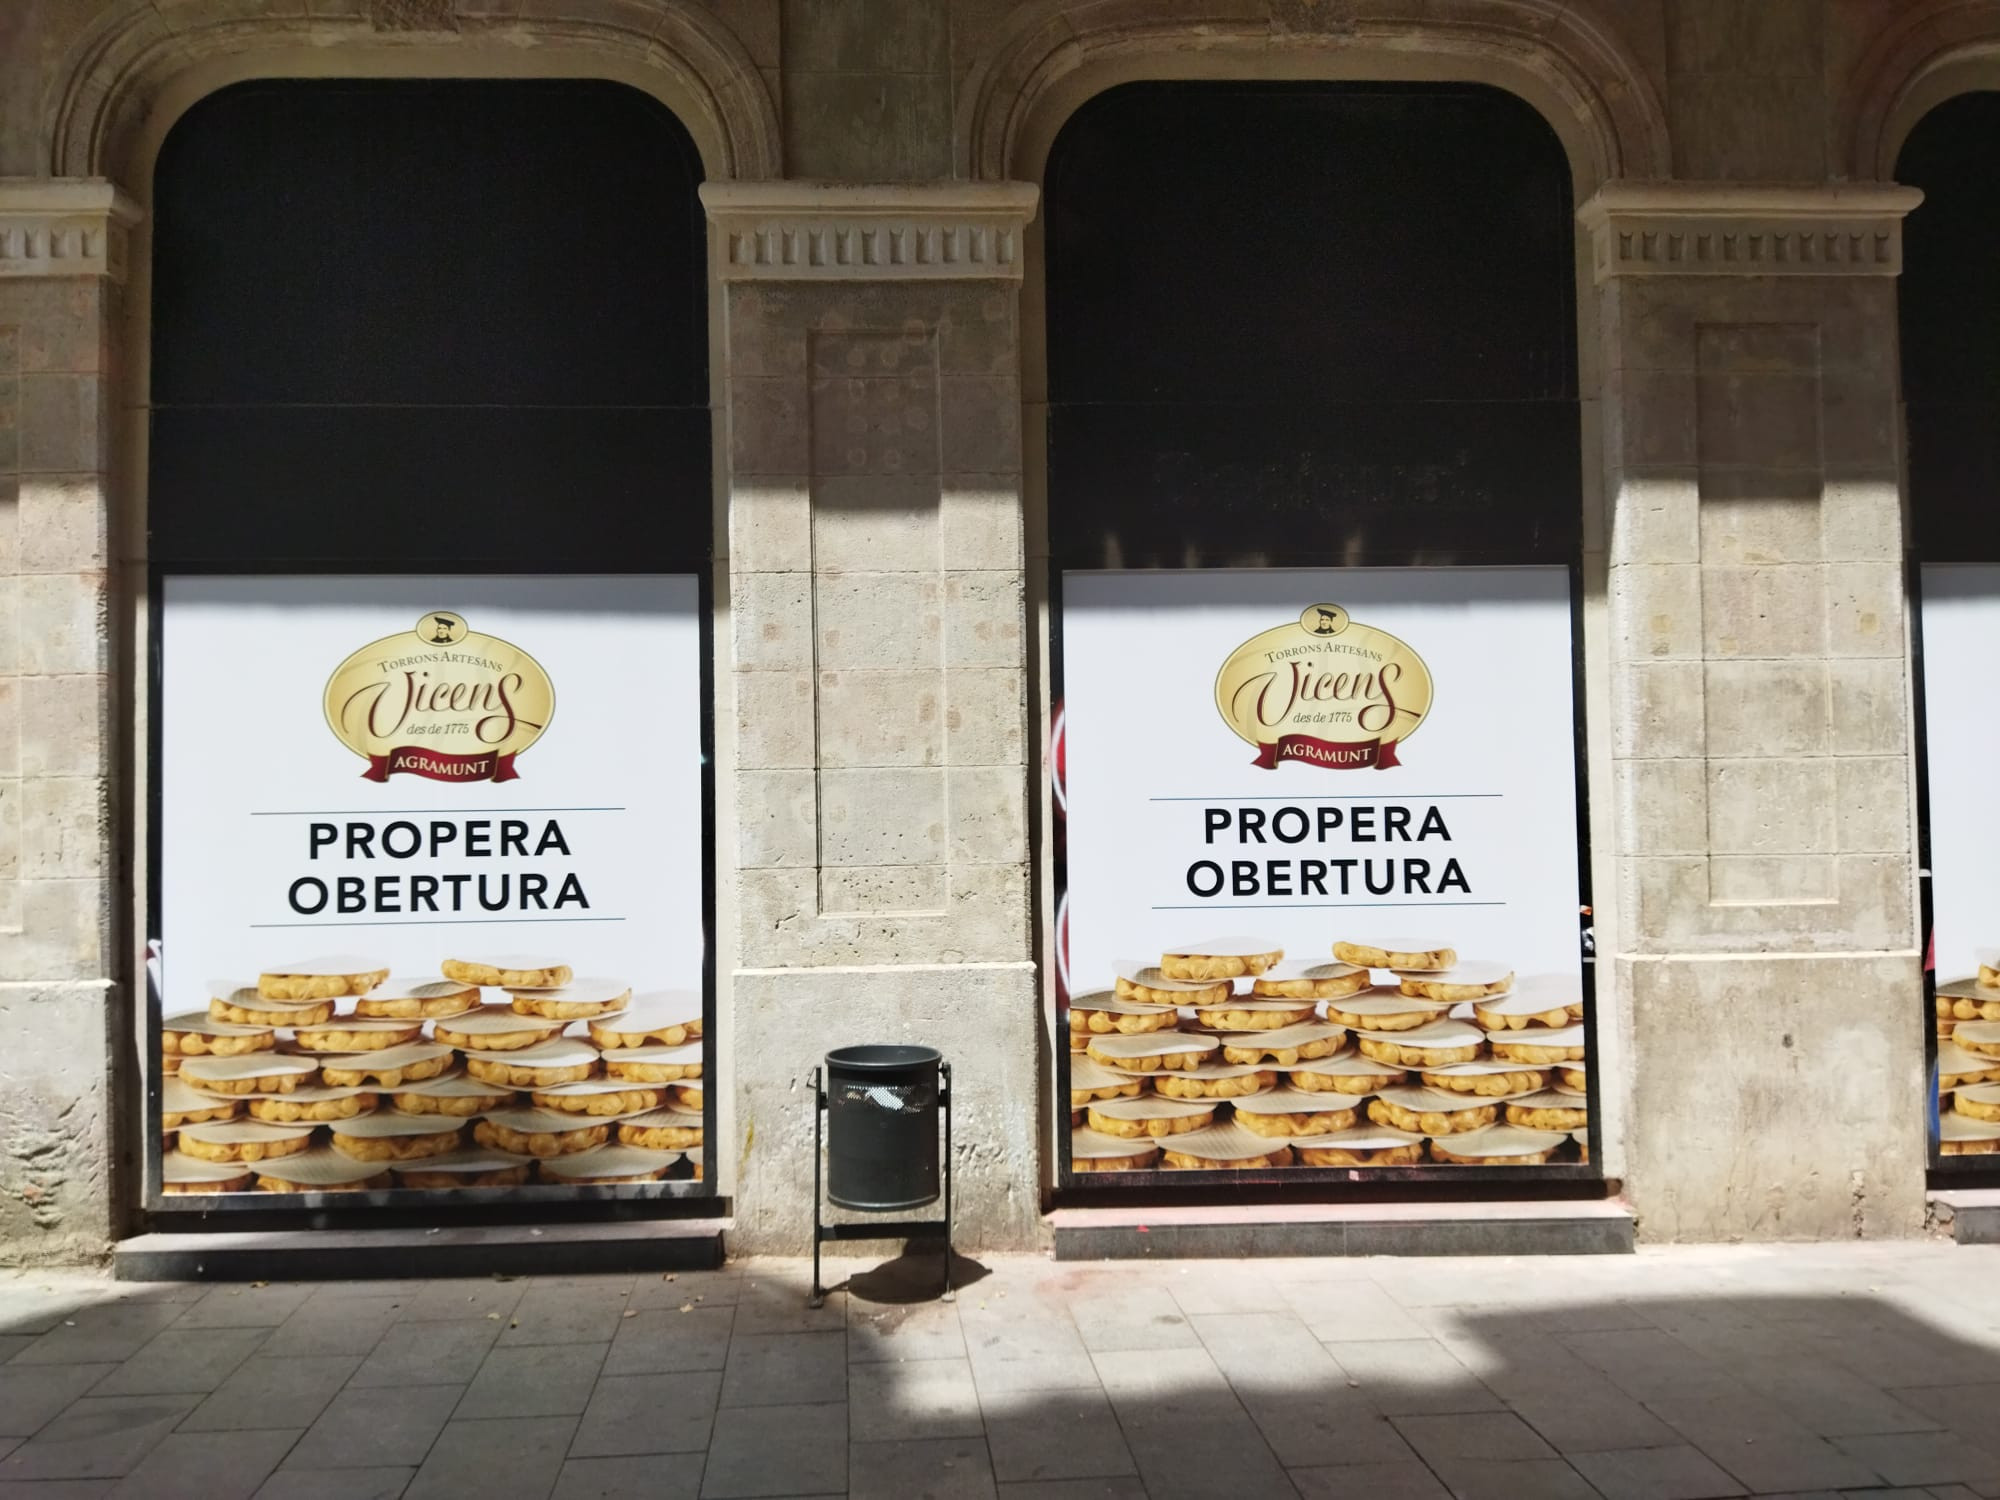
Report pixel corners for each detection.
[1043,82,1595,1190]
[1898,91,2000,1174]
[144,78,715,1218]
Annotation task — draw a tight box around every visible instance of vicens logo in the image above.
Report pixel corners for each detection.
[1214,603,1434,770]
[324,612,556,783]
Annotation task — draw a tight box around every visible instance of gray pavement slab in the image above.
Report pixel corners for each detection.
[3,1245,2000,1499]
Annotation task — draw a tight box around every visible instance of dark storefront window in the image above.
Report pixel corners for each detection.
[145,80,714,1216]
[1044,83,1595,1186]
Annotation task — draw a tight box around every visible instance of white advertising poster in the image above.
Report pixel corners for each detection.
[1918,563,2000,1164]
[157,575,706,1198]
[1059,567,1590,1176]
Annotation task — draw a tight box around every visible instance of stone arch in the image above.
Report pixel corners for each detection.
[957,0,1670,190]
[45,0,782,187]
[1841,1,2000,180]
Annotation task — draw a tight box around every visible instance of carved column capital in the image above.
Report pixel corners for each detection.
[1577,181,1925,283]
[0,179,141,282]
[701,182,1040,283]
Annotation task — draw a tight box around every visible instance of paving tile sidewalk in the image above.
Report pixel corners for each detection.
[2,1242,1998,1499]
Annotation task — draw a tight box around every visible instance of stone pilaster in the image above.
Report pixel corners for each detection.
[0,178,137,1263]
[703,182,1043,1250]
[1581,181,1927,1240]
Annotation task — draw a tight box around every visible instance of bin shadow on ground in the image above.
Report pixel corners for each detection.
[0,1243,1996,1499]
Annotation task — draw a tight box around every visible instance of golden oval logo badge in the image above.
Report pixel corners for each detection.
[324,613,556,783]
[1215,604,1433,770]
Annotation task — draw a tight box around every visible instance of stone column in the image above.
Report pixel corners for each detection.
[702,183,1043,1251]
[0,179,138,1264]
[1581,183,1927,1239]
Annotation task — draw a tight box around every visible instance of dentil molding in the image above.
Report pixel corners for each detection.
[1577,182,1925,282]
[701,183,1040,282]
[0,179,141,282]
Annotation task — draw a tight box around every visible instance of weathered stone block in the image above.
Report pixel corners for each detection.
[939,476,1024,570]
[817,766,945,866]
[1824,561,1903,657]
[1694,370,1822,472]
[1613,660,1705,759]
[946,765,1028,864]
[734,670,817,770]
[729,377,811,475]
[736,768,818,869]
[1705,757,1836,854]
[819,864,946,915]
[814,573,941,668]
[1707,853,1837,902]
[809,372,939,477]
[1818,477,1903,561]
[6,877,108,981]
[1701,659,1828,756]
[1700,565,1826,658]
[810,475,941,574]
[16,674,107,778]
[17,476,106,574]
[17,774,103,879]
[1611,562,1703,660]
[1834,756,1910,854]
[816,668,943,767]
[18,375,103,475]
[1828,657,1907,755]
[1615,760,1709,855]
[938,375,1020,473]
[1609,470,1700,565]
[941,570,1022,668]
[16,572,106,675]
[1697,488,1823,565]
[731,571,814,671]
[944,667,1025,767]
[726,962,1041,1252]
[782,71,952,182]
[1606,369,1697,467]
[0,980,117,1266]
[728,475,812,573]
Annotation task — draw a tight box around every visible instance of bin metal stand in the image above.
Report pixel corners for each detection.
[809,1060,953,1307]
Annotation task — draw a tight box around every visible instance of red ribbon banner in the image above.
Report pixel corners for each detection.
[362,747,521,783]
[1252,734,1401,771]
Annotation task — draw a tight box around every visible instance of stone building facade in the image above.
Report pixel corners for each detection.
[0,0,1987,1262]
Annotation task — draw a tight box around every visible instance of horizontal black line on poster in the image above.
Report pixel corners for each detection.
[1148,900,1507,910]
[247,916,627,928]
[1148,794,1504,802]
[253,807,628,816]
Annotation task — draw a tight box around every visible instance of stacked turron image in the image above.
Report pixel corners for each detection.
[1068,937,1588,1172]
[159,956,705,1194]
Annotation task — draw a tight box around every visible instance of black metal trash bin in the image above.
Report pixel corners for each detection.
[824,1044,942,1211]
